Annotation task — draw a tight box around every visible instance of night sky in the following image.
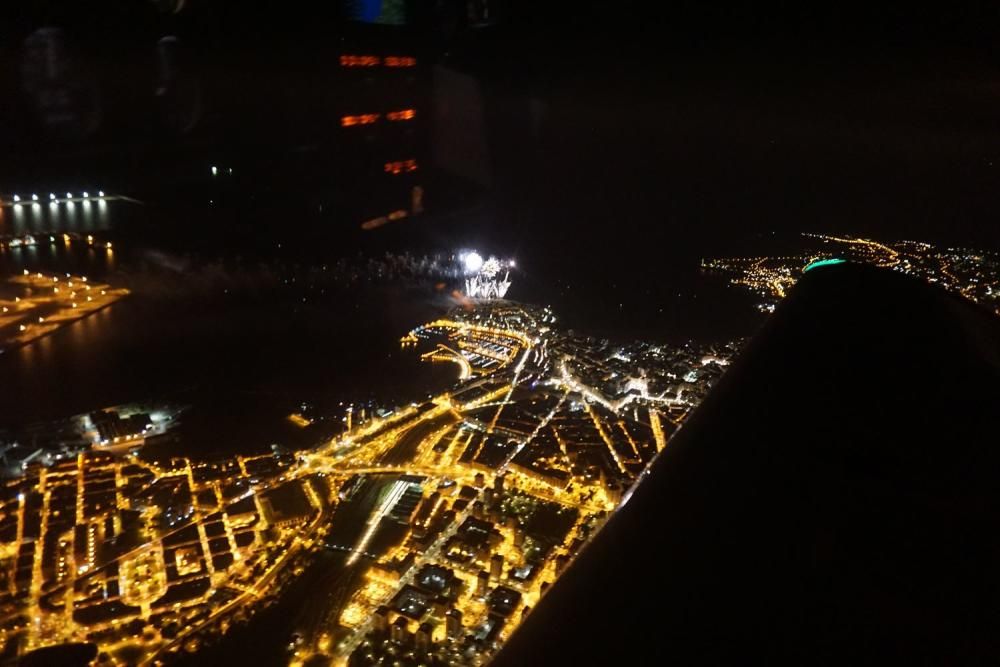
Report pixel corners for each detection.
[4,2,1000,296]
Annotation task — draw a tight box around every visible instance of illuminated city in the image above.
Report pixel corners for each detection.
[463,254,514,300]
[702,233,1000,314]
[0,292,736,665]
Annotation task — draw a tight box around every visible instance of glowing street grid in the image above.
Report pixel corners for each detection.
[0,301,737,665]
[702,233,1000,314]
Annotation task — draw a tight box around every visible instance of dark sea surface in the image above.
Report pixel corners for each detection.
[0,201,461,457]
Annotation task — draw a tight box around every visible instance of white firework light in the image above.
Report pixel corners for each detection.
[462,251,514,299]
[463,252,484,273]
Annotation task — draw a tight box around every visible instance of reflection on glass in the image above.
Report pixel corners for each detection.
[48,202,60,232]
[36,331,52,365]
[80,200,91,229]
[17,336,35,371]
[12,204,26,235]
[66,200,78,230]
[96,199,108,229]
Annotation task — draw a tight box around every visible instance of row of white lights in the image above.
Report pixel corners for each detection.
[459,251,517,273]
[10,191,105,204]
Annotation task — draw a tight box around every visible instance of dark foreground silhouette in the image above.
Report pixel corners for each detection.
[495,262,1000,665]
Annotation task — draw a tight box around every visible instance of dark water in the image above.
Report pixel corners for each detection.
[0,278,458,455]
[0,202,465,457]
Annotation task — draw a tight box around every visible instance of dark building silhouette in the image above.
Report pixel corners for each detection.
[489,553,503,581]
[0,2,441,235]
[445,608,463,640]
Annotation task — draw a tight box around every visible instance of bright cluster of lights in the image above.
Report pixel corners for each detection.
[7,191,105,207]
[0,289,734,665]
[466,274,511,299]
[460,251,516,299]
[463,252,484,273]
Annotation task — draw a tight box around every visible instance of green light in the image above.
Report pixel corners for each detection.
[804,258,846,273]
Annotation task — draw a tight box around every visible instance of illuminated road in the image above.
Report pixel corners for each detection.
[1,300,737,666]
[378,411,461,466]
